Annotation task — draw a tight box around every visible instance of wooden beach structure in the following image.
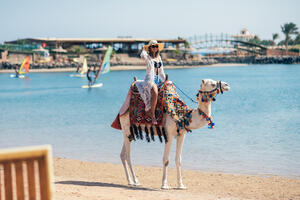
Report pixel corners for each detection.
[5,38,186,54]
[1,38,186,63]
[0,145,53,200]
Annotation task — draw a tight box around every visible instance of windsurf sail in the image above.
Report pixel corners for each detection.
[94,46,113,83]
[100,46,113,74]
[19,56,30,74]
[80,58,88,74]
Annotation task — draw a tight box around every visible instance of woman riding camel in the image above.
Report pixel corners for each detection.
[135,40,166,124]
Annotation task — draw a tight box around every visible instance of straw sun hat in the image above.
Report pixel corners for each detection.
[144,40,164,52]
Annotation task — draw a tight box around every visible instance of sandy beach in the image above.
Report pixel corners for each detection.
[54,157,300,200]
[0,63,247,73]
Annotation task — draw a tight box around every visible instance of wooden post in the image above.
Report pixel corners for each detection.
[3,162,13,200]
[0,165,2,200]
[38,155,52,200]
[15,161,25,200]
[27,159,36,200]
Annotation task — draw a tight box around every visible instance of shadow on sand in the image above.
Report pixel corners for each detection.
[55,180,158,191]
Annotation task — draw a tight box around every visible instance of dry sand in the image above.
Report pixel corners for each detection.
[0,63,247,73]
[54,157,300,200]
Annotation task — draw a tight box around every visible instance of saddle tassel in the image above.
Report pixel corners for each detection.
[138,125,143,140]
[133,124,139,139]
[144,126,150,143]
[150,126,155,141]
[162,127,168,143]
[129,126,135,141]
[156,126,163,143]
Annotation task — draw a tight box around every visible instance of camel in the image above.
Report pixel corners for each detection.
[118,79,230,189]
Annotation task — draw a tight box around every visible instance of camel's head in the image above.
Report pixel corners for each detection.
[197,79,230,102]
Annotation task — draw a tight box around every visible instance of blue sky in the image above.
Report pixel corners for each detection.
[0,0,299,43]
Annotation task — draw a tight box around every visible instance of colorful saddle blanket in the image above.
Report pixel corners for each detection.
[129,80,193,133]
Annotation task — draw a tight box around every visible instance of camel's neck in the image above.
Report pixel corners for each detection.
[198,101,211,117]
[188,101,212,130]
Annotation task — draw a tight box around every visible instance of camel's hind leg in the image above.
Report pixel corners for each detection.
[120,112,140,186]
[120,134,140,186]
[120,142,133,185]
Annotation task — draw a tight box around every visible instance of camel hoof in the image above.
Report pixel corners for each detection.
[133,182,141,186]
[177,184,187,190]
[128,182,135,186]
[161,184,170,190]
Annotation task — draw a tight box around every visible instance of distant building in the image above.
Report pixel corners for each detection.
[1,37,187,63]
[232,29,256,41]
[4,38,186,54]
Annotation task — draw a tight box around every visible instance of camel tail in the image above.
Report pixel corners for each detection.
[111,114,122,130]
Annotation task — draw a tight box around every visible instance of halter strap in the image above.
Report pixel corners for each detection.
[198,80,222,94]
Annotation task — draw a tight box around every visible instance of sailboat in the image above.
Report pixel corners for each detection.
[82,46,113,88]
[10,56,30,78]
[70,58,88,77]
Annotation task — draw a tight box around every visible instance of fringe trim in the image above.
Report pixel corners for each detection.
[128,124,167,143]
[145,126,150,142]
[138,125,143,140]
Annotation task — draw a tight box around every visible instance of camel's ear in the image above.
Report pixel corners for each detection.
[202,79,205,85]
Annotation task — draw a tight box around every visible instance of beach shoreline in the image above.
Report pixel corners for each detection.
[54,157,300,200]
[0,63,247,73]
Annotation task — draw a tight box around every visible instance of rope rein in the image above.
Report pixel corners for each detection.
[172,82,198,104]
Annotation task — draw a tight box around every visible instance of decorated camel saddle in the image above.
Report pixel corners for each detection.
[111,77,193,143]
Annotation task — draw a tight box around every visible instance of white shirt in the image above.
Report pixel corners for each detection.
[134,50,166,111]
[140,50,166,83]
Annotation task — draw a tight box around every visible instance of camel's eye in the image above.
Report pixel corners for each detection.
[211,83,216,87]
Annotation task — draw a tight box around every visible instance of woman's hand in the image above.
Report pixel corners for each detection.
[140,46,148,60]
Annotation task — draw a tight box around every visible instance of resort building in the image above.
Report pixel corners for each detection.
[0,37,187,64]
[4,38,186,54]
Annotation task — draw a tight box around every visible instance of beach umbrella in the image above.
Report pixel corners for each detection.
[93,46,108,52]
[32,46,47,52]
[32,46,50,58]
[52,46,67,53]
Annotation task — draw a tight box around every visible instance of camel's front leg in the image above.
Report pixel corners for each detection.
[161,135,174,189]
[175,133,187,189]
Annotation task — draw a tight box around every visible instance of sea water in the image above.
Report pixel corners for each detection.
[0,64,300,178]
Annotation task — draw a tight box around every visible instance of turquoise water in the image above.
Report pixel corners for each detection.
[1,64,300,178]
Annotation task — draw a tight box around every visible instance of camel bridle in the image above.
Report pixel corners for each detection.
[197,80,223,102]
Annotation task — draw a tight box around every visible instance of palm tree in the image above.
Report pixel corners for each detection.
[272,33,279,46]
[281,22,298,53]
[294,34,300,45]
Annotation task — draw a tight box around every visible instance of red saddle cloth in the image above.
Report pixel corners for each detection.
[129,83,165,127]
